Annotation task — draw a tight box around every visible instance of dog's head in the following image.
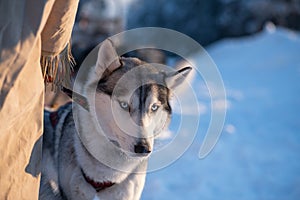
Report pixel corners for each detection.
[86,40,191,157]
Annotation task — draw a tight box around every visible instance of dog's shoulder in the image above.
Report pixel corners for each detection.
[41,102,74,199]
[43,102,73,154]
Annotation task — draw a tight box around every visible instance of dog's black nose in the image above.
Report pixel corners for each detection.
[134,142,151,154]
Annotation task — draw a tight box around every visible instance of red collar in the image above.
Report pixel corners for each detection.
[50,111,59,127]
[81,169,115,192]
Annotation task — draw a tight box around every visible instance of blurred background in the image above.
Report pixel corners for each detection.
[46,0,300,199]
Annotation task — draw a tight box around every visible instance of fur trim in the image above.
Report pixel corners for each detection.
[41,42,75,91]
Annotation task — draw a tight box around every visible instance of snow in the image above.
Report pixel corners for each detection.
[142,27,300,199]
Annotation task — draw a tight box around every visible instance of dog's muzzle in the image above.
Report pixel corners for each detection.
[134,142,151,155]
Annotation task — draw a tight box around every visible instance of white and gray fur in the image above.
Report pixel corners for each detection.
[40,39,191,200]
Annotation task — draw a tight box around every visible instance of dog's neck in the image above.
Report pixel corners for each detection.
[81,168,115,192]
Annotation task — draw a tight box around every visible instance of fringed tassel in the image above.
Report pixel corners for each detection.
[41,43,76,92]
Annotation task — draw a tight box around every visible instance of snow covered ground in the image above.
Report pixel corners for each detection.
[142,26,300,199]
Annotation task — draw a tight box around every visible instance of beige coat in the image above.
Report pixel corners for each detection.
[0,0,78,199]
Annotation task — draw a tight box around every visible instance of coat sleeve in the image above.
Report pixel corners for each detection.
[41,0,79,90]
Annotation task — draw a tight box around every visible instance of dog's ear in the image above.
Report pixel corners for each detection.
[95,39,122,78]
[165,67,192,90]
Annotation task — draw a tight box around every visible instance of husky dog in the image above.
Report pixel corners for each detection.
[40,39,191,200]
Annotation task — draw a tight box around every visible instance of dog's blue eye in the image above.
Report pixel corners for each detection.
[119,101,129,110]
[151,103,159,112]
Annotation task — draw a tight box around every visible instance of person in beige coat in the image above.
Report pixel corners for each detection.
[0,0,78,199]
